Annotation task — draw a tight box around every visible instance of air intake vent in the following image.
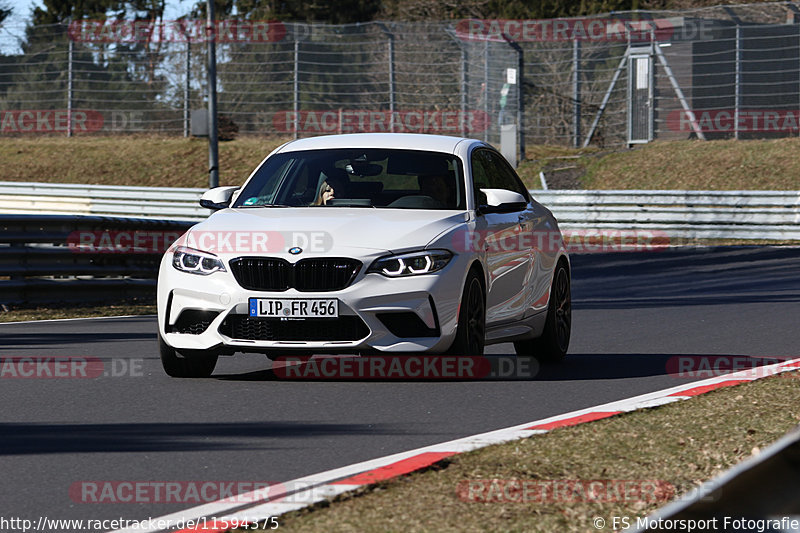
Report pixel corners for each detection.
[219,315,370,341]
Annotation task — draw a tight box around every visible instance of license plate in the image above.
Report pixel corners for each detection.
[249,298,338,318]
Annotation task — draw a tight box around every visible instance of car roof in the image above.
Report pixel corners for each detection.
[275,133,479,155]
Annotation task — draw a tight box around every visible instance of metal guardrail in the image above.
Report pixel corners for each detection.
[0,181,209,221]
[2,185,799,303]
[0,214,193,304]
[535,190,800,240]
[3,182,800,241]
[630,424,800,532]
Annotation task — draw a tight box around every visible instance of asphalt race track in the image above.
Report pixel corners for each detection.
[2,246,799,529]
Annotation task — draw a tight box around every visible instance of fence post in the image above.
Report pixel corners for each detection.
[67,35,73,138]
[184,41,190,138]
[583,51,627,148]
[460,47,467,137]
[293,39,299,139]
[735,25,741,140]
[388,33,395,132]
[654,43,706,141]
[572,38,581,148]
[517,44,525,162]
[483,40,489,142]
[206,0,219,189]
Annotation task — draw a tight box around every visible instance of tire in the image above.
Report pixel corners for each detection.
[515,261,571,363]
[447,269,486,356]
[159,334,218,378]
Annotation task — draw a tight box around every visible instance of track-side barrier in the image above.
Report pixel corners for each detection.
[629,424,800,532]
[0,214,193,304]
[3,182,799,240]
[3,184,800,303]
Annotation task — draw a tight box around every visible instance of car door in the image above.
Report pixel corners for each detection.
[489,153,556,317]
[470,148,532,325]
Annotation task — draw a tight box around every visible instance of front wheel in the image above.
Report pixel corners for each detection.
[515,261,571,363]
[447,270,485,356]
[159,334,218,378]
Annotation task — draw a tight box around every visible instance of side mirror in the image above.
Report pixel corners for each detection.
[199,186,239,210]
[478,188,527,214]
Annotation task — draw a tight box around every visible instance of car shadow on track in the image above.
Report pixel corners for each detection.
[571,246,800,310]
[211,353,784,383]
[0,331,156,347]
[0,421,402,455]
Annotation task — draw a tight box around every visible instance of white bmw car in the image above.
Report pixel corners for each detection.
[157,133,571,377]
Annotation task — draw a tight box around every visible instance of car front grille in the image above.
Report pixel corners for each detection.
[219,315,370,342]
[229,257,361,292]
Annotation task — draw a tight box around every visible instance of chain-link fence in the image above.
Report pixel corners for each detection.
[2,3,800,149]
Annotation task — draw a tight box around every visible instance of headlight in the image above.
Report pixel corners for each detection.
[171,246,226,275]
[368,250,452,277]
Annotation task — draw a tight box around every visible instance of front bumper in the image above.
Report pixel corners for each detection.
[157,251,471,354]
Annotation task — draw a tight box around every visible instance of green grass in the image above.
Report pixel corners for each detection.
[240,371,800,532]
[2,135,800,191]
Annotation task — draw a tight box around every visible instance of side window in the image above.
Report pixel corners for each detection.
[470,150,492,206]
[470,149,529,205]
[486,151,529,198]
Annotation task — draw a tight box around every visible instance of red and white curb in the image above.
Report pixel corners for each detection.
[111,356,800,533]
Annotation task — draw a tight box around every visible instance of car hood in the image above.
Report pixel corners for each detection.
[185,207,468,255]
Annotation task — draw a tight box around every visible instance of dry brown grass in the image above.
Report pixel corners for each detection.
[0,135,290,188]
[3,135,800,191]
[243,372,800,532]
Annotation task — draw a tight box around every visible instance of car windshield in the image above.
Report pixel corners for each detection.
[233,148,465,210]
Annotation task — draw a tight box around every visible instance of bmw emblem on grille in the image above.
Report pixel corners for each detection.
[288,247,303,255]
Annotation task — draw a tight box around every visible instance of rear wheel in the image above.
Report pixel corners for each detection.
[515,261,571,363]
[159,334,218,378]
[448,270,485,356]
